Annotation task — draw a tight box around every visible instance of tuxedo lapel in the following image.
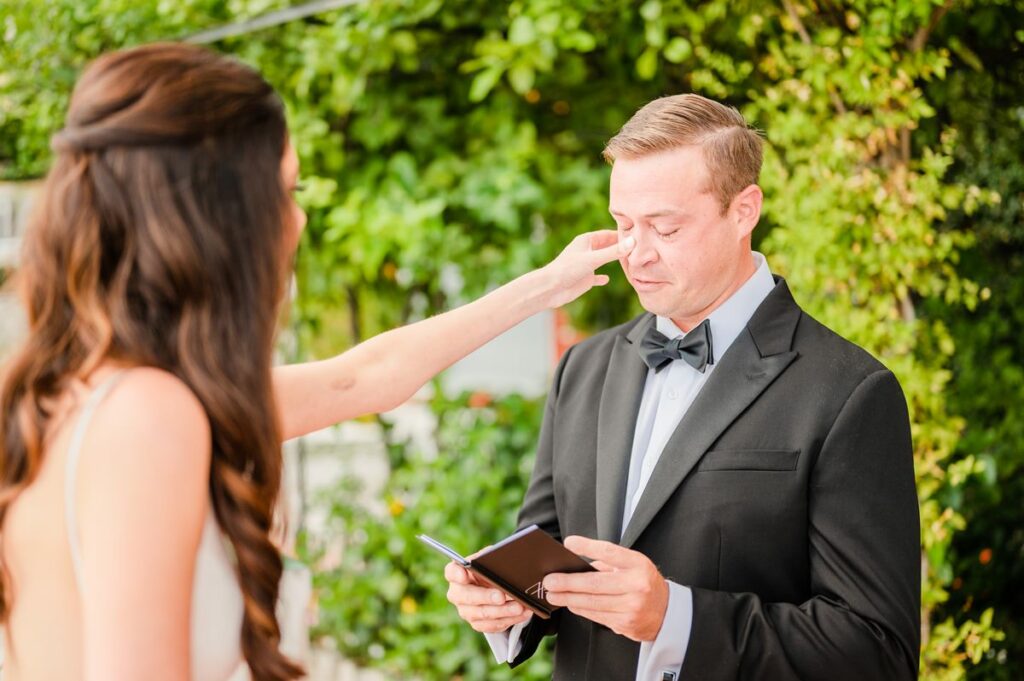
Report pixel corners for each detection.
[594,315,654,542]
[619,279,802,549]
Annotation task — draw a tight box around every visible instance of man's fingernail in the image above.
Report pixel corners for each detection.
[491,591,503,604]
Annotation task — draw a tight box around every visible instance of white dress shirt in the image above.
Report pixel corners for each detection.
[486,253,776,680]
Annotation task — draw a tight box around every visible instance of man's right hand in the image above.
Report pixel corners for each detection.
[445,561,533,633]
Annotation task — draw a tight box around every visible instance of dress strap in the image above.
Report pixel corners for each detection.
[64,371,128,591]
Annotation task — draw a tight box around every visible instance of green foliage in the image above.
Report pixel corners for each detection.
[304,390,551,680]
[3,0,1023,678]
[0,0,247,179]
[922,4,1024,675]
[249,0,656,344]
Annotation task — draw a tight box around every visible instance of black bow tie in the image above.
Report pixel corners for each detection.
[638,319,715,373]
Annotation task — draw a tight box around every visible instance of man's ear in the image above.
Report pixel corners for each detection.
[729,184,763,237]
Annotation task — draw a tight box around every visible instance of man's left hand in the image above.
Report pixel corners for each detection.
[543,535,669,642]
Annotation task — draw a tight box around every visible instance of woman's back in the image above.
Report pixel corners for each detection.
[1,367,244,680]
[3,386,86,680]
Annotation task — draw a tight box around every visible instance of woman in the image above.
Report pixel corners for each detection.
[0,43,632,681]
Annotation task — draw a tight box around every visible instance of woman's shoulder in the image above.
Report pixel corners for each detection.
[83,366,212,488]
[102,366,208,436]
[103,366,205,417]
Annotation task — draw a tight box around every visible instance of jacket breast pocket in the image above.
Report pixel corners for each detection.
[696,448,800,472]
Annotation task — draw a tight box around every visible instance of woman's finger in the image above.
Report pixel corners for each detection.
[589,235,634,268]
[584,229,622,250]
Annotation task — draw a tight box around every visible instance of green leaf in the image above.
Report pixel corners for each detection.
[636,47,659,80]
[664,36,693,63]
[508,63,535,95]
[640,0,662,21]
[468,66,503,102]
[508,15,536,46]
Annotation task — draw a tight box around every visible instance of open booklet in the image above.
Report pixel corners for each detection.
[417,524,596,619]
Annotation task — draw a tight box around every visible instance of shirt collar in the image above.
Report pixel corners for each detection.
[656,252,775,361]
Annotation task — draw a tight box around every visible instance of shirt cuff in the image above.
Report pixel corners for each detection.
[635,581,693,681]
[483,617,532,664]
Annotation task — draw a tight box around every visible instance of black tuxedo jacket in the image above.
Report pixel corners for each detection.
[510,278,920,680]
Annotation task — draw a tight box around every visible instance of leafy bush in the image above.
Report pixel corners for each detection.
[924,14,1024,676]
[304,389,551,680]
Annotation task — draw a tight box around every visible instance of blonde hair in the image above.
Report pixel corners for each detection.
[603,94,763,212]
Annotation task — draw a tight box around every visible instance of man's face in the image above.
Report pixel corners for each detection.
[609,145,755,328]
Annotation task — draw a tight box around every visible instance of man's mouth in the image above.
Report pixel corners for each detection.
[630,276,667,291]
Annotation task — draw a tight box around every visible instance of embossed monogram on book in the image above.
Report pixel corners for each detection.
[526,580,547,601]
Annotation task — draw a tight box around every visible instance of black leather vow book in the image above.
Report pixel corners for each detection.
[417,524,596,619]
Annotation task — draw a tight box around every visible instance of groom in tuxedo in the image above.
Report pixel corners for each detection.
[444,94,920,680]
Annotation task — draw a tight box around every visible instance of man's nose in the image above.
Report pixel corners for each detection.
[626,229,658,269]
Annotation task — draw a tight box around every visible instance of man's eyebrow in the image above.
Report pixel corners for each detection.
[609,208,689,219]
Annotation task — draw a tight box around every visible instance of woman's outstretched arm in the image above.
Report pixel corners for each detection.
[274,230,632,440]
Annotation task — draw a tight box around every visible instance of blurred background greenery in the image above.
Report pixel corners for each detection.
[1,0,1022,679]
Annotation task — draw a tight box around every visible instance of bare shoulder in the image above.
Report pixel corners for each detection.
[104,366,205,415]
[100,367,209,443]
[83,367,212,488]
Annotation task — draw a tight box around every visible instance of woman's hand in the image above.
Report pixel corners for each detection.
[273,229,634,439]
[537,230,635,309]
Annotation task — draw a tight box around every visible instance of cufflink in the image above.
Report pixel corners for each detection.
[661,672,677,681]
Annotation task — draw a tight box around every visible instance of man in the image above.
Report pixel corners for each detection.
[444,94,920,680]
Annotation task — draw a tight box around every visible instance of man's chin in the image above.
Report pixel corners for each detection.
[633,289,676,318]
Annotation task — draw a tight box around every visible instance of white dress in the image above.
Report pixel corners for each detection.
[64,372,248,680]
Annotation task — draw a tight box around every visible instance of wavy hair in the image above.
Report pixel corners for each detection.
[0,42,302,680]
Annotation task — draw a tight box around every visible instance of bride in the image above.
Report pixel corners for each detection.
[0,42,633,681]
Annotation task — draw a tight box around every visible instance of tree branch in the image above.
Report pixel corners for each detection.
[780,0,849,115]
[182,0,361,44]
[346,285,362,343]
[911,0,956,53]
[901,0,956,164]
[781,0,813,43]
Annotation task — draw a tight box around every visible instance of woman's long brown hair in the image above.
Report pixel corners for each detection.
[0,43,303,680]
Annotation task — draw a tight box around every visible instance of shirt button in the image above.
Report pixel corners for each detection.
[667,389,678,400]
